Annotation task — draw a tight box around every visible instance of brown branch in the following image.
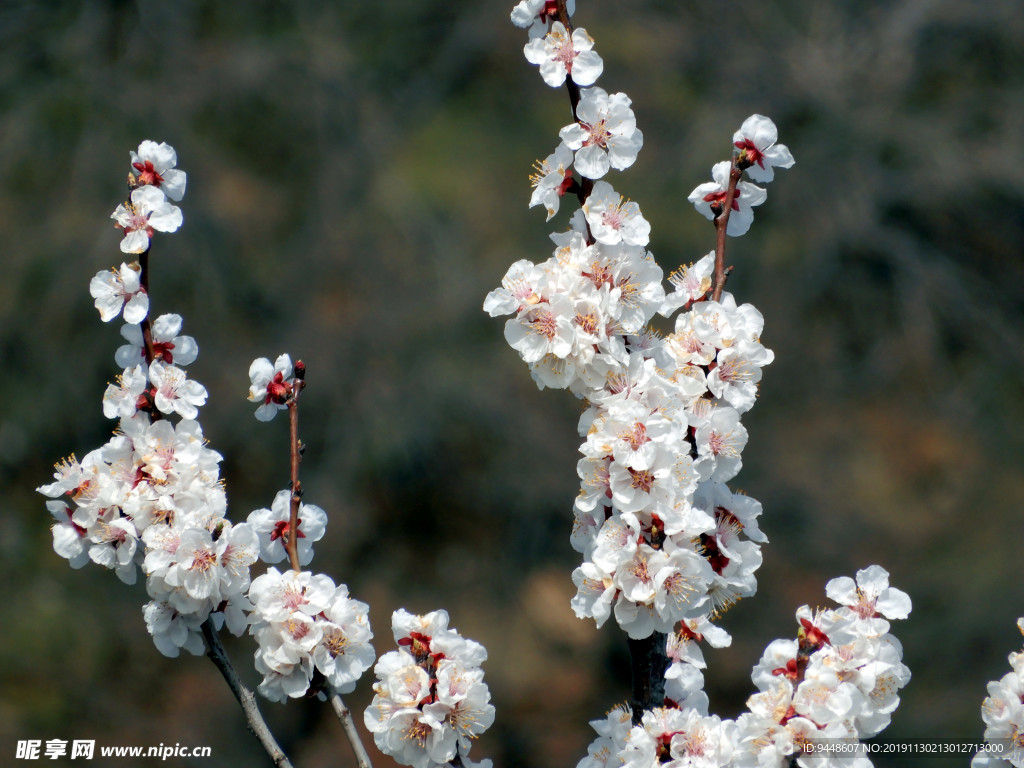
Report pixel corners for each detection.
[285,373,306,573]
[329,691,374,768]
[201,619,294,768]
[555,0,582,159]
[132,245,167,422]
[554,0,595,241]
[556,0,668,718]
[711,160,742,302]
[138,247,157,365]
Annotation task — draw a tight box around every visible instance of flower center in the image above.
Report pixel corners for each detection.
[133,160,166,187]
[582,119,612,148]
[527,308,558,340]
[627,467,655,492]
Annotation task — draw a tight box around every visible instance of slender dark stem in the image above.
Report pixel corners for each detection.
[138,248,157,365]
[554,0,668,716]
[554,0,595,236]
[711,160,742,302]
[329,692,374,768]
[133,245,166,422]
[627,633,669,724]
[285,378,305,573]
[554,0,581,116]
[201,620,294,768]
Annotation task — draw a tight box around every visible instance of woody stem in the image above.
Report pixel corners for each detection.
[711,160,742,302]
[286,378,305,573]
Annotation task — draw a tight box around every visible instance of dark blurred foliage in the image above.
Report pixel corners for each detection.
[1,1,1022,767]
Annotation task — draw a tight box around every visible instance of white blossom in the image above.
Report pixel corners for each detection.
[365,610,493,768]
[582,180,650,246]
[111,184,182,254]
[89,262,148,323]
[733,114,795,184]
[559,87,643,179]
[510,0,575,38]
[688,160,767,237]
[248,354,295,421]
[130,140,188,201]
[524,22,603,88]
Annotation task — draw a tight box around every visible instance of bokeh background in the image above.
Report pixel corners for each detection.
[2,1,1022,767]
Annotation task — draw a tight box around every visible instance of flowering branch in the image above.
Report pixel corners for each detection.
[137,248,158,366]
[555,0,582,117]
[710,160,741,302]
[286,362,306,573]
[256,360,375,767]
[201,620,294,768]
[50,130,493,765]
[495,3,913,766]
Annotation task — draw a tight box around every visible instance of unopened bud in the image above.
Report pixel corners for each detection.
[294,360,306,380]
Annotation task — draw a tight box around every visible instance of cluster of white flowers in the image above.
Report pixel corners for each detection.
[497,7,913,768]
[728,566,912,767]
[492,2,787,645]
[110,140,185,253]
[44,140,498,768]
[577,566,912,768]
[247,567,374,703]
[40,142,263,657]
[364,609,495,768]
[973,619,1024,767]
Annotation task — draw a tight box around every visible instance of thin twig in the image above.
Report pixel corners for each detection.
[138,247,157,365]
[711,160,742,302]
[554,0,595,231]
[285,375,306,573]
[554,0,581,116]
[329,691,374,768]
[201,619,295,768]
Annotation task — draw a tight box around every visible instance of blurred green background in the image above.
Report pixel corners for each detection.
[2,1,1022,767]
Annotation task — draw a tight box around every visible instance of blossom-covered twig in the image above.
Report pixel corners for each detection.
[286,362,306,573]
[711,160,740,302]
[246,356,379,766]
[137,249,158,366]
[498,3,910,765]
[248,358,375,767]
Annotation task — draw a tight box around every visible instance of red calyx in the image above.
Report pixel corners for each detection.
[398,631,433,661]
[703,188,740,214]
[132,160,165,188]
[557,169,574,197]
[699,534,729,575]
[269,518,305,543]
[265,372,294,405]
[152,340,176,364]
[798,617,830,649]
[771,658,800,681]
[733,138,766,169]
[655,731,683,762]
[677,623,703,643]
